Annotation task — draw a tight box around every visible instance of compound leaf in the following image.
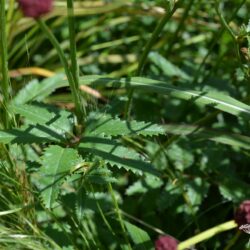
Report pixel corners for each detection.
[13,74,65,105]
[11,103,73,138]
[79,136,159,176]
[0,125,62,144]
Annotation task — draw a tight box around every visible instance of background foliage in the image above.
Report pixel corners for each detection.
[0,0,250,249]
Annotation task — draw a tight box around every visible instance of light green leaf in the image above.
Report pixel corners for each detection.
[86,112,165,137]
[38,145,80,208]
[124,221,154,250]
[13,74,65,104]
[126,181,147,196]
[184,177,210,213]
[167,143,194,171]
[149,52,191,81]
[78,76,250,119]
[11,103,73,137]
[126,175,163,196]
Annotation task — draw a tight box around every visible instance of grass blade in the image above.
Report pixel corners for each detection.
[78,76,250,119]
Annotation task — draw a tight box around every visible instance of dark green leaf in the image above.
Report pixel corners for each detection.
[219,177,250,202]
[0,126,61,144]
[86,112,165,137]
[163,124,250,150]
[79,137,159,176]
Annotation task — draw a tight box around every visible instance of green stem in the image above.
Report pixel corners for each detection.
[178,220,237,250]
[108,183,132,249]
[36,19,84,127]
[223,231,241,250]
[137,2,178,76]
[151,110,219,162]
[192,0,246,84]
[214,1,236,41]
[6,0,15,36]
[90,184,115,235]
[125,1,179,119]
[66,0,85,123]
[214,1,243,70]
[66,0,79,84]
[165,0,195,56]
[120,210,166,235]
[177,200,230,238]
[0,0,11,128]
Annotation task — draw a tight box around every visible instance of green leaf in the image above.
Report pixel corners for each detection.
[149,52,191,81]
[124,221,154,250]
[126,180,148,196]
[13,74,65,105]
[11,103,73,138]
[74,191,115,220]
[183,177,210,213]
[75,188,85,221]
[78,76,250,119]
[167,143,194,171]
[86,112,165,137]
[157,182,181,211]
[0,125,61,144]
[219,177,250,202]
[126,175,163,196]
[163,124,250,150]
[79,137,159,176]
[38,145,80,208]
[84,166,117,185]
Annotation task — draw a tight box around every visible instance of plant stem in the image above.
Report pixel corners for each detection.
[214,0,243,69]
[165,0,195,57]
[137,2,178,76]
[223,231,241,250]
[120,210,167,235]
[192,0,246,84]
[0,0,11,128]
[67,0,78,84]
[108,183,132,250]
[125,1,179,119]
[36,19,85,128]
[151,110,219,162]
[178,220,237,250]
[6,0,15,36]
[66,0,86,123]
[90,184,115,235]
[214,0,236,41]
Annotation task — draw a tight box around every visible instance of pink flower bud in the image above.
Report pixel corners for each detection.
[234,200,250,227]
[18,0,53,18]
[155,235,178,250]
